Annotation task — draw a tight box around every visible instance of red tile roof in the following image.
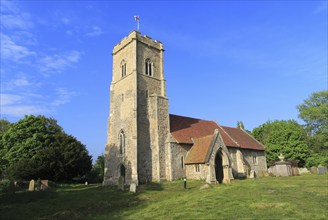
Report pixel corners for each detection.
[169,114,265,151]
[169,114,218,144]
[220,126,265,151]
[185,135,214,164]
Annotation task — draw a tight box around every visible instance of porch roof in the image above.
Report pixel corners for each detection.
[185,135,214,164]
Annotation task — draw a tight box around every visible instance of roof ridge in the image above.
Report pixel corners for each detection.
[240,128,267,150]
[169,113,214,122]
[215,122,240,147]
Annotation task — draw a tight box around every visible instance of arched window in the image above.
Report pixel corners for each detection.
[145,58,152,76]
[119,130,125,155]
[121,60,126,78]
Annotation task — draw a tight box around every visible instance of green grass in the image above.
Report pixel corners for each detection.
[1,174,327,219]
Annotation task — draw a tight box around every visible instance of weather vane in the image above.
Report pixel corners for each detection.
[134,15,140,31]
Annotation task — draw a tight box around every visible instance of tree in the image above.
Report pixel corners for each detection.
[87,154,105,183]
[0,119,11,135]
[297,90,328,134]
[0,119,11,177]
[297,91,328,166]
[237,121,245,130]
[0,115,92,181]
[252,120,310,167]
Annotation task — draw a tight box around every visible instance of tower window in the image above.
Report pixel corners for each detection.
[119,130,125,156]
[181,156,184,169]
[145,58,152,76]
[121,60,126,78]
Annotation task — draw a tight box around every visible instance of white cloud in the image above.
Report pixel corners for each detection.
[1,13,34,30]
[12,31,38,46]
[4,75,35,91]
[313,1,327,14]
[0,1,34,31]
[61,17,71,25]
[85,26,103,37]
[0,33,36,61]
[0,94,22,105]
[1,105,50,117]
[52,88,77,106]
[38,50,82,73]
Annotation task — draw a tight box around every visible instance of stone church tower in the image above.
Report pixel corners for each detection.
[103,31,170,185]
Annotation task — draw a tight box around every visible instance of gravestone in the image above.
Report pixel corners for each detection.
[298,168,310,174]
[317,165,327,175]
[41,180,49,190]
[130,183,137,193]
[200,184,210,190]
[117,176,124,191]
[310,166,318,174]
[249,170,255,179]
[28,179,35,191]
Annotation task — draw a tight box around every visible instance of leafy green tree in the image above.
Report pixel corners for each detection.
[237,121,245,130]
[0,115,92,181]
[297,90,328,134]
[0,119,11,135]
[253,120,310,167]
[87,154,105,183]
[297,91,328,163]
[0,119,11,177]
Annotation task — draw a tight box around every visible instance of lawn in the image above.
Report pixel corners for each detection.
[0,174,327,219]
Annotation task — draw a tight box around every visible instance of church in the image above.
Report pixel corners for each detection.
[103,30,267,186]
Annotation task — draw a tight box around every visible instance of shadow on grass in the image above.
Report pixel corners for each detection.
[0,183,165,220]
[138,182,164,191]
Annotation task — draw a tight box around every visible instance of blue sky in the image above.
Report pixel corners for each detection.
[1,1,327,161]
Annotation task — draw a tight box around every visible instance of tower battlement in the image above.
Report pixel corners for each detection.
[113,30,164,55]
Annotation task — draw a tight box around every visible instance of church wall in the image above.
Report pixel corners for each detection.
[241,149,267,177]
[227,148,238,176]
[168,143,191,180]
[104,34,139,186]
[185,164,208,180]
[135,33,168,183]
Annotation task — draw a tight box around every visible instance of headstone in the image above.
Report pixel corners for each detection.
[291,167,300,176]
[130,183,137,193]
[249,170,255,179]
[37,178,41,191]
[28,179,35,191]
[298,168,310,174]
[310,166,318,174]
[317,165,327,175]
[200,184,210,190]
[117,176,124,191]
[85,181,88,185]
[41,180,49,190]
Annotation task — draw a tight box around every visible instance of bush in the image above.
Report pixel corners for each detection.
[305,153,328,168]
[0,179,13,193]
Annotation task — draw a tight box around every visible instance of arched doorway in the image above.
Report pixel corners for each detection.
[215,152,224,183]
[120,164,126,183]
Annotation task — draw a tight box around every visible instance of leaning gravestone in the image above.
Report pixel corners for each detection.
[310,166,318,174]
[317,165,327,175]
[130,183,137,193]
[28,179,35,191]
